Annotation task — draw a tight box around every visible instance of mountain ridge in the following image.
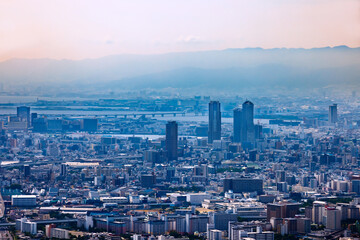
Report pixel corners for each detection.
[0,46,359,94]
[2,45,359,63]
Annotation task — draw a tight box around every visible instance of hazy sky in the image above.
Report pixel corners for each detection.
[0,0,359,61]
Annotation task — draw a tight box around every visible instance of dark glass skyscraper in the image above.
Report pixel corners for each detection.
[208,101,221,143]
[233,100,255,143]
[242,100,255,142]
[233,107,242,143]
[17,106,30,123]
[81,118,98,132]
[166,121,178,161]
[329,104,338,124]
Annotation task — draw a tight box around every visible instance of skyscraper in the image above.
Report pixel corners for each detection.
[329,104,338,124]
[81,118,98,132]
[233,107,242,143]
[23,165,30,177]
[233,100,255,143]
[254,124,263,140]
[60,164,67,176]
[17,106,30,124]
[242,100,255,142]
[208,101,221,143]
[166,121,178,161]
[30,113,37,127]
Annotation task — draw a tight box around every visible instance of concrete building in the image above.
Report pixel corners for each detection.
[266,202,300,221]
[296,218,311,234]
[16,218,37,235]
[224,178,263,195]
[326,208,341,230]
[186,193,211,205]
[209,229,223,240]
[51,228,70,239]
[12,195,36,207]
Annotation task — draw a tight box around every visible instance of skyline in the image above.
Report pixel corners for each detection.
[1,0,359,61]
[2,1,360,239]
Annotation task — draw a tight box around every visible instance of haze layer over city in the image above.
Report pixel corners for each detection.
[0,1,360,240]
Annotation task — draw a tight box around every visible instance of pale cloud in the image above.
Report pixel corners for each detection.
[177,35,203,44]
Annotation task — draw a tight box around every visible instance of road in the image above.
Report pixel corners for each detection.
[0,192,4,219]
[0,231,12,240]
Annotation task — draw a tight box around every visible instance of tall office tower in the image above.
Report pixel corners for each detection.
[60,164,67,176]
[276,170,286,182]
[30,113,38,127]
[233,100,255,143]
[166,121,178,161]
[208,101,221,143]
[254,124,263,139]
[81,118,98,132]
[329,104,338,124]
[24,165,30,177]
[242,100,255,142]
[17,106,30,123]
[166,167,176,181]
[233,107,242,143]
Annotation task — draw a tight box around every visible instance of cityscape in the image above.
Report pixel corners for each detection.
[1,0,360,239]
[0,94,360,240]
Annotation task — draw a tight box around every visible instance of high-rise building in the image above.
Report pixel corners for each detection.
[166,121,178,161]
[233,107,242,143]
[208,101,221,143]
[276,170,286,183]
[32,118,47,132]
[296,218,311,234]
[351,180,360,194]
[47,119,63,132]
[24,165,30,177]
[60,164,67,176]
[329,104,338,124]
[17,106,30,125]
[209,229,223,240]
[266,202,300,221]
[233,101,255,143]
[254,124,263,139]
[166,167,176,181]
[81,118,98,132]
[223,178,263,195]
[326,208,341,230]
[312,204,325,224]
[30,113,37,127]
[141,174,156,188]
[242,100,255,142]
[144,150,161,163]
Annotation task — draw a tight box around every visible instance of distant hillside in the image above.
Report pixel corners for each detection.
[112,64,360,90]
[0,46,359,93]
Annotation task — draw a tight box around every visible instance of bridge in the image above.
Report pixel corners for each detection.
[0,219,77,227]
[0,111,188,119]
[106,111,187,119]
